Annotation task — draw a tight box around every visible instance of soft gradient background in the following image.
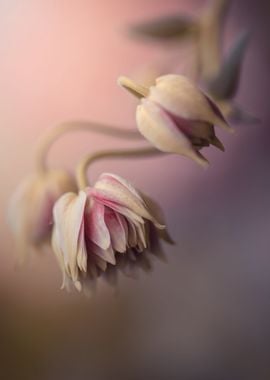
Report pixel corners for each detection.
[1,0,270,379]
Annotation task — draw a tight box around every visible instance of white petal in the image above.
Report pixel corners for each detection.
[136,99,208,167]
[52,191,87,282]
[151,74,232,131]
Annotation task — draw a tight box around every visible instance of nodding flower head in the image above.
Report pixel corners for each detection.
[8,169,77,261]
[52,173,173,292]
[118,74,233,167]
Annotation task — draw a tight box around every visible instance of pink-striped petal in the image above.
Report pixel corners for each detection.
[94,173,158,222]
[90,189,145,224]
[85,200,110,250]
[104,207,127,253]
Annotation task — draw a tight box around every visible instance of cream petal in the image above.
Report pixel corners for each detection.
[98,173,144,203]
[94,174,155,222]
[133,220,147,250]
[8,169,77,263]
[8,174,51,251]
[30,192,55,243]
[76,223,87,273]
[52,191,87,282]
[150,74,232,131]
[116,213,129,246]
[85,200,110,250]
[51,226,67,289]
[136,98,209,167]
[90,189,145,224]
[127,219,137,247]
[104,208,127,253]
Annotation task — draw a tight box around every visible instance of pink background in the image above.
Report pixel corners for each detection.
[0,1,269,379]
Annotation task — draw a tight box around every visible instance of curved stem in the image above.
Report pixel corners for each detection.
[76,146,162,189]
[35,120,143,172]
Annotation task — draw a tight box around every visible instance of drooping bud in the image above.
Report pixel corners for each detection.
[52,173,172,292]
[118,74,232,167]
[8,169,77,261]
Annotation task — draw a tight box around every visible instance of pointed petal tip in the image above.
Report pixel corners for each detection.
[193,152,209,169]
[74,280,82,292]
[217,118,234,134]
[211,136,225,152]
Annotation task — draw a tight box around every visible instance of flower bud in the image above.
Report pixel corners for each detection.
[8,169,77,261]
[118,74,233,167]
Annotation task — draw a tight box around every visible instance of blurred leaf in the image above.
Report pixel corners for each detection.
[207,31,250,100]
[229,104,260,124]
[128,15,196,41]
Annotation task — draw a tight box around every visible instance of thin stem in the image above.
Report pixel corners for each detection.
[35,120,143,172]
[76,146,162,189]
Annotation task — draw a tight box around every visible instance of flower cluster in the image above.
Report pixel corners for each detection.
[8,0,254,295]
[8,70,232,293]
[8,71,232,293]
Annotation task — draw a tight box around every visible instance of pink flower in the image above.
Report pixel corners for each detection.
[8,169,77,261]
[119,74,233,167]
[52,173,172,292]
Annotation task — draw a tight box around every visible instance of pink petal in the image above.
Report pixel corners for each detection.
[98,173,144,203]
[85,200,110,250]
[104,207,127,253]
[94,174,156,222]
[90,189,145,224]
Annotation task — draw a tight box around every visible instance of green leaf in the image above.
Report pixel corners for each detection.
[229,104,260,125]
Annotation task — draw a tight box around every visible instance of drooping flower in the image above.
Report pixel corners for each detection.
[8,169,77,261]
[118,74,233,167]
[52,173,173,292]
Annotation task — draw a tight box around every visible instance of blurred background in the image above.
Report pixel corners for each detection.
[1,0,270,379]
